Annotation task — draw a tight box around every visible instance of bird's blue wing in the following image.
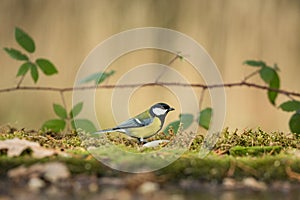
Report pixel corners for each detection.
[116,117,153,129]
[96,110,153,133]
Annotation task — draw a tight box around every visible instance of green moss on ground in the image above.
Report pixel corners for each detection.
[229,146,282,156]
[0,126,300,182]
[1,152,299,183]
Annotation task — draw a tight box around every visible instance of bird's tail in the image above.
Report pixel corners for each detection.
[93,128,125,135]
[89,129,114,138]
[93,129,116,134]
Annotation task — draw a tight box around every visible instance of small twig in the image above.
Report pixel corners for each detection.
[16,74,25,88]
[243,69,260,82]
[155,52,182,82]
[60,91,70,132]
[286,94,296,101]
[60,91,67,112]
[198,87,206,111]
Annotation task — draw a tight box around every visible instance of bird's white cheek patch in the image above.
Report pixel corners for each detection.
[152,108,167,116]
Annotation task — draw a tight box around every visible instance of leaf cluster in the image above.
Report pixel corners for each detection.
[4,27,115,134]
[244,60,280,105]
[42,102,96,133]
[244,60,300,135]
[4,27,58,83]
[279,100,300,134]
[163,107,212,134]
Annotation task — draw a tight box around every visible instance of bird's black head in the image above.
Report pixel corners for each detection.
[150,103,175,117]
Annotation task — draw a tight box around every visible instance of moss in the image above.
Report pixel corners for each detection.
[229,146,282,156]
[214,128,300,152]
[1,151,300,182]
[160,153,300,182]
[1,126,300,182]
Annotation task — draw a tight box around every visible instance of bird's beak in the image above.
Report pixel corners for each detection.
[168,107,175,112]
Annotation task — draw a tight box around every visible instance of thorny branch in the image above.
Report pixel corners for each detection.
[1,80,299,98]
[1,54,299,117]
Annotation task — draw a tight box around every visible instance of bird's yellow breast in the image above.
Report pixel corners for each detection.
[127,117,161,139]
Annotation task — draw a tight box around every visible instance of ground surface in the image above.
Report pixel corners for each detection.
[0,126,300,199]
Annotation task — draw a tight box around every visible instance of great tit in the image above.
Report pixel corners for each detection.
[96,103,175,143]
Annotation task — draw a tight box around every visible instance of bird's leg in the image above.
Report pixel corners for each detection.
[138,137,148,144]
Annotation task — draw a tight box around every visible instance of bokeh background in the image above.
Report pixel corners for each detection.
[1,0,300,133]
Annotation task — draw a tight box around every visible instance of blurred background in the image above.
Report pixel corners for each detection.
[1,0,300,133]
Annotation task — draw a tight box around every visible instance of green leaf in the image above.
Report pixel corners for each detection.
[259,66,275,84]
[42,119,66,132]
[279,100,300,112]
[163,120,180,134]
[198,107,212,130]
[257,65,280,105]
[36,58,58,75]
[179,114,194,129]
[70,102,83,118]
[4,48,28,61]
[243,60,266,68]
[79,72,103,84]
[53,104,67,119]
[16,62,33,76]
[95,71,114,85]
[15,27,35,53]
[267,70,280,105]
[163,113,194,134]
[30,63,39,83]
[71,119,97,133]
[80,70,115,85]
[289,113,300,134]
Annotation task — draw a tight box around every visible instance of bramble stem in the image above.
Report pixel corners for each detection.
[1,81,300,97]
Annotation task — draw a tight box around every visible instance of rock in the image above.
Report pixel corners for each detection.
[222,178,237,189]
[45,186,60,196]
[271,181,291,192]
[43,162,70,183]
[99,177,125,187]
[96,188,132,200]
[8,165,28,179]
[242,177,267,191]
[0,138,57,158]
[88,182,98,192]
[137,181,159,194]
[8,162,70,184]
[28,177,45,191]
